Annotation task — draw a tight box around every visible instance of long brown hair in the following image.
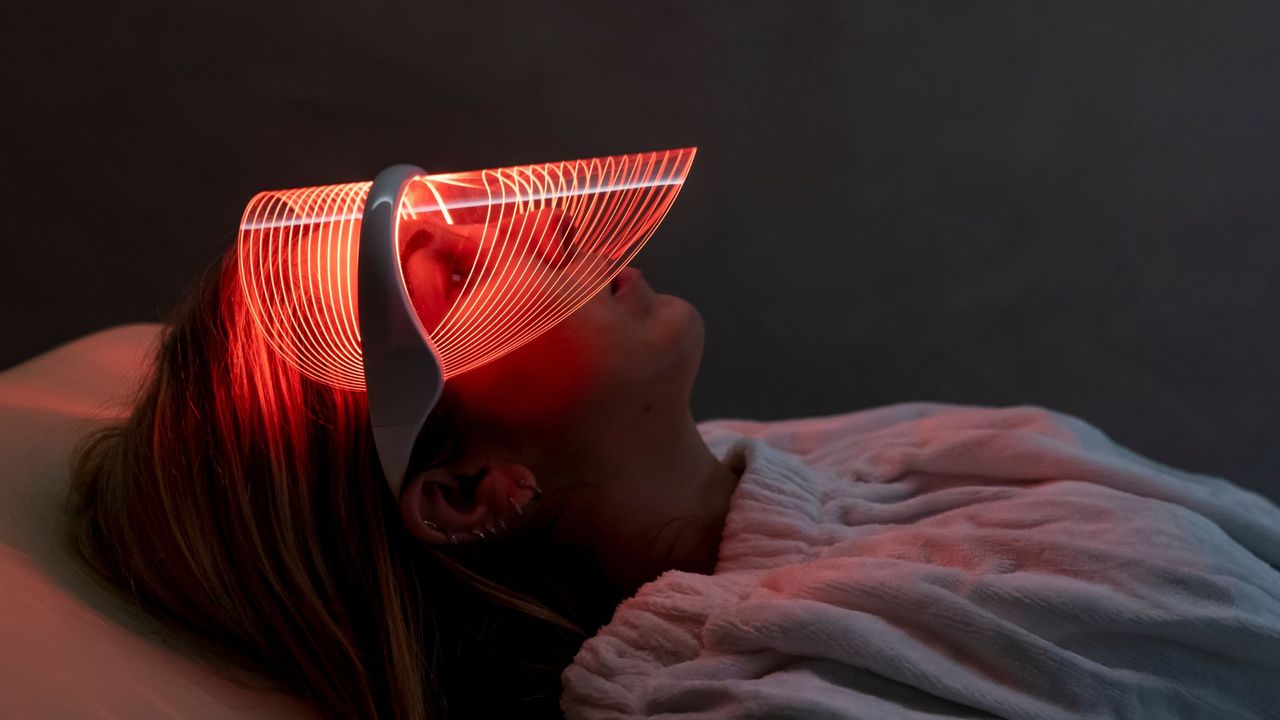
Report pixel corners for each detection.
[66,243,627,718]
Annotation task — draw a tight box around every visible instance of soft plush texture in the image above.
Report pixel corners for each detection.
[0,324,317,719]
[7,325,1278,719]
[561,403,1280,719]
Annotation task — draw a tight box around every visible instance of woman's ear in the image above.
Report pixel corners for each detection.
[399,460,542,545]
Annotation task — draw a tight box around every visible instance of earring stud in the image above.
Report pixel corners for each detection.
[515,477,543,500]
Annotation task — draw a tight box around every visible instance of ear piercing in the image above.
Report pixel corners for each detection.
[474,478,541,538]
[422,478,542,544]
[421,518,459,544]
[515,476,543,500]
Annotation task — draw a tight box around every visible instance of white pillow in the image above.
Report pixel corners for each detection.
[0,324,318,719]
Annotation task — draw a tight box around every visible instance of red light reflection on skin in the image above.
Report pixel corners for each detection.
[236,148,695,390]
[399,208,575,341]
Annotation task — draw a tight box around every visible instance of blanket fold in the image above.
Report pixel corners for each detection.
[561,403,1280,719]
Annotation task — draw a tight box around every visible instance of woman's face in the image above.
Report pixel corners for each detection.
[398,209,706,466]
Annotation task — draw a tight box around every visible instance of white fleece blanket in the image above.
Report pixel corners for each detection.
[560,402,1280,719]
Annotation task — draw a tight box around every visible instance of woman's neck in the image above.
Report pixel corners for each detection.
[578,409,744,597]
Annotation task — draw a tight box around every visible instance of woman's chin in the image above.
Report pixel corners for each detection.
[645,295,705,381]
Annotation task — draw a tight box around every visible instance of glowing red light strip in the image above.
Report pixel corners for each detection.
[421,180,455,225]
[437,166,539,369]
[237,149,696,390]
[465,156,630,370]
[334,182,366,380]
[427,166,513,355]
[298,185,336,385]
[435,162,566,371]
[437,149,693,377]
[295,185,342,387]
[322,182,362,386]
[238,180,372,391]
[465,158,617,372]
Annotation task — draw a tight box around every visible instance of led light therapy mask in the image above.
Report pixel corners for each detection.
[236,147,697,496]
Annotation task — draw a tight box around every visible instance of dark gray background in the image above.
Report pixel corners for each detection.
[2,1,1277,500]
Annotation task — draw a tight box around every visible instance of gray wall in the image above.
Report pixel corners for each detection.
[2,1,1277,500]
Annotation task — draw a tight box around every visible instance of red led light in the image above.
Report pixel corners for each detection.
[237,148,696,390]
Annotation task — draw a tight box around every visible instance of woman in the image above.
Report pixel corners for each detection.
[68,222,1280,719]
[67,207,740,719]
